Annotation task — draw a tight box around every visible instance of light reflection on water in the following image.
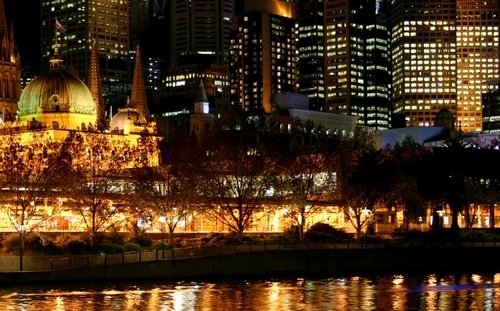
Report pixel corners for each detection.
[0,273,499,311]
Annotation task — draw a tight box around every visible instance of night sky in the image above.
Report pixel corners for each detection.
[5,0,41,67]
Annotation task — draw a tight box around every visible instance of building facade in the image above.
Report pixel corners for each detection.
[391,0,500,132]
[296,0,325,112]
[456,0,500,132]
[170,0,234,66]
[230,0,297,114]
[482,85,500,133]
[391,0,457,128]
[297,0,391,129]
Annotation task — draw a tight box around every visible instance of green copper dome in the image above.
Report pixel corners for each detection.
[17,69,96,117]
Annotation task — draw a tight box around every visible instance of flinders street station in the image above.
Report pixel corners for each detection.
[0,7,161,237]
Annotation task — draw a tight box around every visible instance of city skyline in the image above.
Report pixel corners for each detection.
[4,0,500,133]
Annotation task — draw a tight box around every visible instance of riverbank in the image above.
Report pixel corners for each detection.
[1,244,499,285]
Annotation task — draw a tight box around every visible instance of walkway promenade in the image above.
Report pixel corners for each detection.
[1,241,499,285]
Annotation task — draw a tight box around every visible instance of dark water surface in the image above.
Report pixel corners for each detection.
[0,273,499,310]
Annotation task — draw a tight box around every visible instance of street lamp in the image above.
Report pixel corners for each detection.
[158,216,166,243]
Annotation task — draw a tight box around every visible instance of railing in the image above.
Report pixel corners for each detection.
[48,240,500,271]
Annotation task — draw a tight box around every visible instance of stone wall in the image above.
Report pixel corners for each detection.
[0,246,499,284]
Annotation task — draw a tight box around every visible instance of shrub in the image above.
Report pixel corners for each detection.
[152,241,172,250]
[393,228,427,240]
[461,230,500,242]
[2,233,21,254]
[38,235,64,255]
[2,233,63,255]
[64,238,88,255]
[283,226,300,243]
[99,243,125,254]
[177,238,201,248]
[304,223,350,242]
[200,233,226,245]
[104,231,127,246]
[222,233,248,245]
[124,243,141,252]
[268,235,288,245]
[129,234,153,248]
[199,232,252,246]
[359,235,386,244]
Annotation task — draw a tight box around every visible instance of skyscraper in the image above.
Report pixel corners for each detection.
[0,0,21,122]
[230,0,297,114]
[296,0,325,112]
[40,0,131,111]
[482,83,500,133]
[391,0,500,132]
[391,0,457,128]
[456,0,500,132]
[170,0,234,66]
[297,0,391,129]
[156,0,233,128]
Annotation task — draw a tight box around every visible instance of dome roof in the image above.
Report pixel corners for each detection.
[17,69,95,117]
[110,107,147,131]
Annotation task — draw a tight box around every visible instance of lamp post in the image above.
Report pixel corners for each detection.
[157,216,168,259]
[158,216,166,244]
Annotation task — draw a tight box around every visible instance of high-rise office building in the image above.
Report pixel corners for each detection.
[230,0,297,114]
[296,0,325,112]
[156,0,233,128]
[297,0,391,129]
[482,83,500,133]
[40,0,131,111]
[391,0,457,128]
[131,0,169,61]
[391,0,500,132]
[456,0,500,132]
[170,0,234,66]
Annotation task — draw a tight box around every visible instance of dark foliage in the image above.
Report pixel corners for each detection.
[304,223,350,242]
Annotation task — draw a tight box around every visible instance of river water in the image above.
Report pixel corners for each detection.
[0,273,499,310]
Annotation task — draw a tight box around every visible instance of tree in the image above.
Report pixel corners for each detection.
[420,145,469,235]
[0,132,62,270]
[333,127,379,239]
[461,148,500,229]
[274,153,334,242]
[132,163,195,244]
[60,131,134,248]
[197,121,276,241]
[271,121,337,242]
[381,137,428,231]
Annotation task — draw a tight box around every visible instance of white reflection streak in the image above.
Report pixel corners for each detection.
[267,282,281,306]
[172,286,198,311]
[125,290,144,310]
[54,296,65,311]
[484,287,493,311]
[392,275,405,310]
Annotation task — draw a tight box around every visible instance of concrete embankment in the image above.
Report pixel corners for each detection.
[0,246,498,285]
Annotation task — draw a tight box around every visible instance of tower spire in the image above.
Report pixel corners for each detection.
[0,0,7,38]
[0,0,21,122]
[0,0,10,60]
[195,79,208,104]
[88,40,106,130]
[130,45,149,122]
